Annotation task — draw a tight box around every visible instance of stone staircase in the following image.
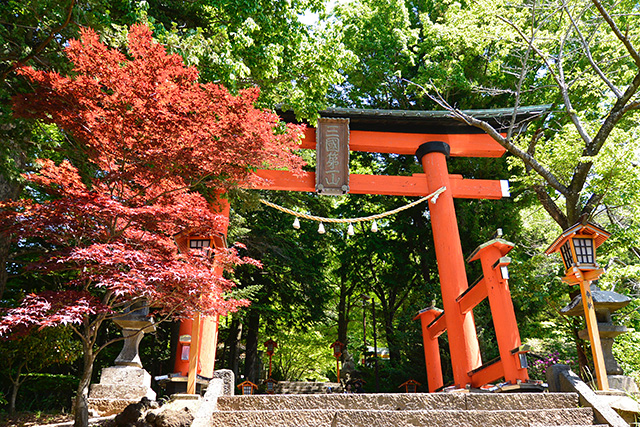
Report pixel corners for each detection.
[209,392,604,427]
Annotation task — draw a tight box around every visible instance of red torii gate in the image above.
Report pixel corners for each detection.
[174,107,542,392]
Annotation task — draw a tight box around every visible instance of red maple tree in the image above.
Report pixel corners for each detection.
[1,24,304,426]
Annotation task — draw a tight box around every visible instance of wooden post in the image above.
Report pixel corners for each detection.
[475,244,527,384]
[417,141,481,387]
[414,308,444,392]
[187,313,201,394]
[574,268,609,390]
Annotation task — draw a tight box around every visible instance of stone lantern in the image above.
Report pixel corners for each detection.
[88,300,157,416]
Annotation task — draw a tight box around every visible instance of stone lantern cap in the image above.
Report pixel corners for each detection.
[560,284,631,317]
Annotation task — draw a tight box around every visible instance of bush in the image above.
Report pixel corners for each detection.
[14,374,79,412]
[527,352,577,380]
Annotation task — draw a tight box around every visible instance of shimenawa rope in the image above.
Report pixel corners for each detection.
[259,186,446,224]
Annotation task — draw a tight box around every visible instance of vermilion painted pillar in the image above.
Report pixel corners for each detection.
[414,308,444,392]
[174,195,230,384]
[416,141,481,387]
[475,244,528,384]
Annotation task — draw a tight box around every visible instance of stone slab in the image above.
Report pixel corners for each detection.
[547,364,629,427]
[465,392,579,410]
[209,408,594,427]
[98,366,152,386]
[608,375,639,393]
[217,393,466,411]
[192,379,224,427]
[212,369,234,396]
[87,398,140,417]
[89,384,156,400]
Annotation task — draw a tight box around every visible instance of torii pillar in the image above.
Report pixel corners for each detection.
[416,141,482,387]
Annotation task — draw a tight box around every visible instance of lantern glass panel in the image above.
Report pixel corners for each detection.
[267,382,274,391]
[560,241,574,269]
[572,237,594,265]
[243,385,252,395]
[190,239,211,249]
[408,384,416,393]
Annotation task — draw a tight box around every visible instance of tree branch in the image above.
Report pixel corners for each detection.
[533,184,569,229]
[0,0,77,84]
[591,0,640,67]
[565,1,622,98]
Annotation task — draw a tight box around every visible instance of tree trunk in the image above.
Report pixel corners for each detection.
[337,271,350,349]
[382,310,401,362]
[74,342,94,427]
[0,175,22,302]
[8,362,25,416]
[244,309,260,384]
[225,317,242,376]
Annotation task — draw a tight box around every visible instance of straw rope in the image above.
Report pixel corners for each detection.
[259,186,446,224]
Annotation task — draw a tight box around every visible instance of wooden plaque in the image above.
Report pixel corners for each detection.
[316,118,350,195]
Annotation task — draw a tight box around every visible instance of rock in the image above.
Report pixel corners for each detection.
[152,407,193,427]
[113,397,155,427]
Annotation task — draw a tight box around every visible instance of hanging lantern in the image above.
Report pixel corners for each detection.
[318,222,326,234]
[371,220,378,233]
[347,223,355,236]
[545,222,610,284]
[293,217,300,229]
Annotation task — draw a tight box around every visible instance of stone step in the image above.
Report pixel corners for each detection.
[209,407,595,427]
[274,381,341,394]
[217,392,580,412]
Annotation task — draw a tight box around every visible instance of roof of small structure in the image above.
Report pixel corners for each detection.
[545,222,611,255]
[237,380,258,388]
[560,284,631,316]
[399,379,421,387]
[278,105,551,134]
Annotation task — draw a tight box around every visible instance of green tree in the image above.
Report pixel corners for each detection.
[416,0,640,231]
[0,326,80,415]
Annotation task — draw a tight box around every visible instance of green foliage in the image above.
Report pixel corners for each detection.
[11,373,78,412]
[613,330,640,384]
[99,0,352,118]
[268,326,336,381]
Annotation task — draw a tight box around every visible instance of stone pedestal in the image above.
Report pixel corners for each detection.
[88,301,157,416]
[561,284,638,393]
[88,366,157,416]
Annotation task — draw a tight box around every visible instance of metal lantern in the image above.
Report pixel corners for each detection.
[263,339,278,378]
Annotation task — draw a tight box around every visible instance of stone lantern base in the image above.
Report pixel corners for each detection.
[607,375,639,393]
[88,366,156,416]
